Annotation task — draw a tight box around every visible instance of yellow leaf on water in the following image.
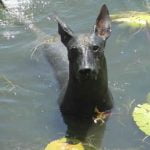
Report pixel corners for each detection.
[45,137,84,150]
[111,11,150,28]
[44,137,95,150]
[132,103,150,136]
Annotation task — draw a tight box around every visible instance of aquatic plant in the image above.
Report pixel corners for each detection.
[111,11,150,28]
[132,93,150,136]
[44,137,95,150]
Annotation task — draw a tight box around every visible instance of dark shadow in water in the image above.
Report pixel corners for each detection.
[0,0,6,9]
[61,113,107,149]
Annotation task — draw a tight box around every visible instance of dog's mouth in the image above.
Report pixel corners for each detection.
[78,72,98,81]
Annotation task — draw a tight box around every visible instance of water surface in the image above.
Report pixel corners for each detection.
[0,0,150,150]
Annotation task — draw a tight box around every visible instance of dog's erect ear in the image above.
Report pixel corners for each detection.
[94,4,111,40]
[54,16,74,46]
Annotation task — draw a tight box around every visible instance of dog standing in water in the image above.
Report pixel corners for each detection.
[1,1,113,120]
[44,4,113,120]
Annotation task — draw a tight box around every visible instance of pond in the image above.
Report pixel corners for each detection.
[0,0,150,150]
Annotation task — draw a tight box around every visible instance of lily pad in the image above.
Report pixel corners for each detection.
[45,137,84,150]
[132,103,150,135]
[111,11,150,28]
[44,137,94,150]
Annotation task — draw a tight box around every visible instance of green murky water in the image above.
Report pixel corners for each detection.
[0,0,150,149]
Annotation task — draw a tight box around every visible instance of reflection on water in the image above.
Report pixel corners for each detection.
[0,0,150,150]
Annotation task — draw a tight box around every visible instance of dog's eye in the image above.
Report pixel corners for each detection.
[93,45,99,51]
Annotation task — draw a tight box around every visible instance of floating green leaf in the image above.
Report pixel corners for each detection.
[132,103,150,135]
[44,137,95,150]
[111,11,150,28]
[45,137,84,150]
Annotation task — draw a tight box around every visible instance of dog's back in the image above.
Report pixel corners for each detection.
[43,39,69,88]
